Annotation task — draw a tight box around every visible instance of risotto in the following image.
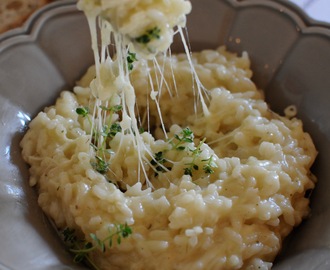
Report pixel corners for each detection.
[20,0,317,269]
[20,46,317,269]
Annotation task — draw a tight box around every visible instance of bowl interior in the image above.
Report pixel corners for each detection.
[0,0,330,269]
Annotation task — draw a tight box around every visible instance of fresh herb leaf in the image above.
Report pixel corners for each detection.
[108,123,122,138]
[99,104,123,113]
[203,164,214,174]
[112,105,123,112]
[63,227,77,244]
[73,251,86,263]
[120,223,133,238]
[202,155,218,174]
[183,162,199,176]
[184,167,193,176]
[182,139,205,177]
[90,233,105,252]
[91,156,109,174]
[127,51,137,71]
[150,151,169,175]
[171,127,194,151]
[135,27,161,44]
[62,223,132,268]
[76,106,89,117]
[102,123,122,139]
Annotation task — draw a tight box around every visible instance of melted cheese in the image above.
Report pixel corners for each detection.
[77,0,193,186]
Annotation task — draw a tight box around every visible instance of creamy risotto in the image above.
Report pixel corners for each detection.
[20,0,317,269]
[21,46,317,269]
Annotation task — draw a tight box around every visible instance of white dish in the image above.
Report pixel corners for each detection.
[0,0,330,269]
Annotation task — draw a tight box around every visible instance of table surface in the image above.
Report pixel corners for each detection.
[0,0,328,35]
[289,0,329,23]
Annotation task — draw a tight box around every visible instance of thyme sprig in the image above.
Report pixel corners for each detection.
[99,104,122,113]
[170,127,194,151]
[62,224,132,268]
[150,151,172,176]
[91,155,109,174]
[76,104,124,176]
[169,128,217,177]
[183,139,204,176]
[101,122,122,138]
[150,151,166,173]
[202,155,218,174]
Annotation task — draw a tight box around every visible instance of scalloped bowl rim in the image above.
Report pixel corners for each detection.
[1,0,330,269]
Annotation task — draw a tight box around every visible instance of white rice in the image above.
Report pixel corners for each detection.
[20,46,317,270]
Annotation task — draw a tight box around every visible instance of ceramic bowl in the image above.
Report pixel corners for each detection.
[0,0,330,269]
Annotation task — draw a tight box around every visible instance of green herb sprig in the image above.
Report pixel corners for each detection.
[62,223,132,269]
[101,122,122,139]
[168,129,218,177]
[202,155,218,174]
[76,104,124,176]
[183,139,204,176]
[150,151,166,172]
[76,106,92,127]
[170,127,194,151]
[150,151,172,176]
[99,104,122,113]
[91,156,109,174]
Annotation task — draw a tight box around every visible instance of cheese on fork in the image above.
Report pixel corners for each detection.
[77,0,192,59]
[76,0,192,186]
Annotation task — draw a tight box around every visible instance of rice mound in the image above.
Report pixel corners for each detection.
[20,46,317,270]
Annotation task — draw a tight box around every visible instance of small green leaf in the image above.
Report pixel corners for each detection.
[201,155,217,174]
[112,105,123,112]
[203,164,214,174]
[182,127,193,138]
[122,225,132,238]
[171,127,194,151]
[90,233,105,252]
[84,242,93,249]
[127,51,137,71]
[117,236,122,245]
[109,123,122,138]
[73,253,86,263]
[62,227,76,244]
[76,107,89,117]
[184,167,192,176]
[91,156,109,174]
[151,151,169,174]
[99,105,109,111]
[135,27,161,44]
